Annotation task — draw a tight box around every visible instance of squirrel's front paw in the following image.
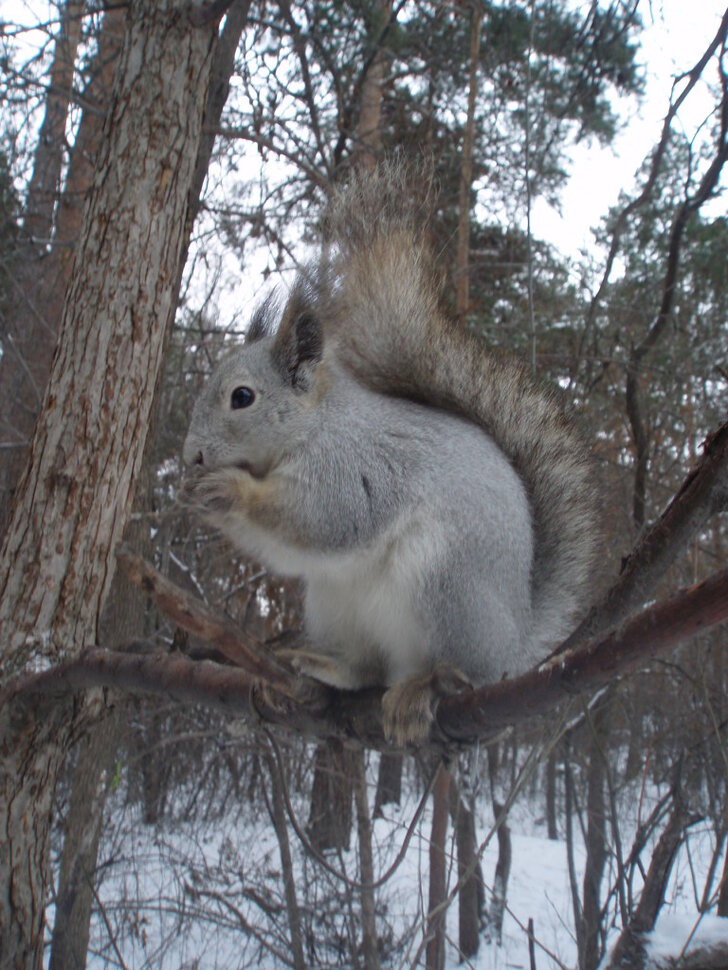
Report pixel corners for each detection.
[382,667,472,746]
[180,467,241,516]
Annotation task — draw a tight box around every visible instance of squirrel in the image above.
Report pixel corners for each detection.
[183,165,601,743]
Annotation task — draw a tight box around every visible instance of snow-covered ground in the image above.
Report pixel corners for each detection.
[46,750,728,969]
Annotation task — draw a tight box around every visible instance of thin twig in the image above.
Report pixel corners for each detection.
[264,726,439,890]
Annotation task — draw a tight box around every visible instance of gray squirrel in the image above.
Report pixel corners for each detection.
[183,166,601,742]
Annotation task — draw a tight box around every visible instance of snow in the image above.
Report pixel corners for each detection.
[46,749,727,970]
[646,913,728,968]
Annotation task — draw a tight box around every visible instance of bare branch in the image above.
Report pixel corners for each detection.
[5,417,727,748]
[115,544,297,693]
[277,0,328,171]
[584,5,728,332]
[437,566,728,742]
[559,418,728,651]
[3,565,727,750]
[625,68,728,528]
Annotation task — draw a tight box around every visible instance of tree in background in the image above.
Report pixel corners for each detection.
[0,1,726,967]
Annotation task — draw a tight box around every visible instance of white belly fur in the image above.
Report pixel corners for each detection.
[302,509,442,683]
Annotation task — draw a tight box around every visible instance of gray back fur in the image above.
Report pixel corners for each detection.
[286,163,602,651]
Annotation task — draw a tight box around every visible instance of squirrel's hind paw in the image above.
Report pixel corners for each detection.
[382,666,472,746]
[275,648,365,691]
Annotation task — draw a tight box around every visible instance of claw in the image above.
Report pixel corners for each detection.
[382,666,473,745]
[275,648,363,690]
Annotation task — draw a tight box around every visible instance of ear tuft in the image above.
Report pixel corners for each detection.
[293,312,323,369]
[272,309,323,389]
[246,292,278,344]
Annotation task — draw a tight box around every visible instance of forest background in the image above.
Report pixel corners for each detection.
[0,1,727,968]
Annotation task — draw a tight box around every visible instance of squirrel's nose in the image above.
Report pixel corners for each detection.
[182,436,205,467]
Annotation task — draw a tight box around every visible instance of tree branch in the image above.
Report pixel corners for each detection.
[4,415,727,748]
[114,544,297,693]
[3,565,727,750]
[584,6,728,334]
[558,418,728,652]
[437,566,728,742]
[624,62,728,529]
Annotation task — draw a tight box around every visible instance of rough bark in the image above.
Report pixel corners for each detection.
[48,711,120,970]
[49,460,154,969]
[0,2,220,963]
[0,0,218,671]
[47,5,249,955]
[0,4,125,538]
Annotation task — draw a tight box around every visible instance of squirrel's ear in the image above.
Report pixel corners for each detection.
[273,311,323,389]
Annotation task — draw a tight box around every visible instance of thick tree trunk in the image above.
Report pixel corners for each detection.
[49,461,155,968]
[0,2,220,964]
[47,3,250,951]
[48,711,120,970]
[0,4,125,537]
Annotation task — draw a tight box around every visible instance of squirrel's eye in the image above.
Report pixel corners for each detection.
[230,386,255,410]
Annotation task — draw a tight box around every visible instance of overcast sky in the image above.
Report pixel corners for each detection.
[534,0,728,257]
[1,0,725,313]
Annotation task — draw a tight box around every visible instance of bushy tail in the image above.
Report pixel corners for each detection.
[316,163,601,650]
